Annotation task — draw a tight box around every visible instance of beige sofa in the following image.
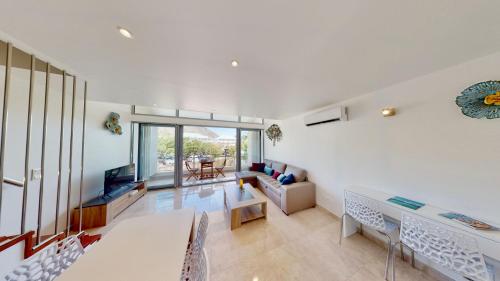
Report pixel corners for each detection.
[235,159,316,215]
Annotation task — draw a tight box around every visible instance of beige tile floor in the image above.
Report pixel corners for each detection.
[92,182,439,281]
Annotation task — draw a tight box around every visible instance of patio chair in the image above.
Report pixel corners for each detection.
[214,158,227,178]
[185,160,199,181]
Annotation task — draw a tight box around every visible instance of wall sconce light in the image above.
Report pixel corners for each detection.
[381,107,396,117]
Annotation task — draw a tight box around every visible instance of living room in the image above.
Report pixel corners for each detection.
[1,1,500,281]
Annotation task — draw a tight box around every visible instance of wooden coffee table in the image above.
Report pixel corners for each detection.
[224,183,267,230]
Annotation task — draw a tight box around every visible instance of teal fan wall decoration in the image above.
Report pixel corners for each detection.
[104,112,123,135]
[456,81,500,119]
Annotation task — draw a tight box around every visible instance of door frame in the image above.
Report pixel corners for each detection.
[133,123,264,189]
[239,128,263,171]
[137,123,179,189]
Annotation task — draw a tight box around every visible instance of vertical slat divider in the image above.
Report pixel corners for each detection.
[54,71,66,234]
[65,75,76,236]
[37,63,51,244]
[78,82,87,232]
[21,55,36,233]
[0,42,12,229]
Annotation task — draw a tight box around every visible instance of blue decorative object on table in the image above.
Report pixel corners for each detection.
[456,81,500,119]
[387,196,425,210]
[439,212,498,230]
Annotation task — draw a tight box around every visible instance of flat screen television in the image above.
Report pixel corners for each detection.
[104,164,135,195]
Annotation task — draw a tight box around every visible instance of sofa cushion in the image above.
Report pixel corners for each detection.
[272,171,281,179]
[236,171,260,179]
[264,180,281,195]
[264,159,273,168]
[277,174,286,182]
[284,164,307,182]
[257,174,281,193]
[282,174,296,185]
[264,166,274,176]
[272,161,287,173]
[250,162,266,172]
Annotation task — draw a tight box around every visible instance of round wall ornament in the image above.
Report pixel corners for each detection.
[456,81,500,119]
[104,112,123,135]
[265,124,282,146]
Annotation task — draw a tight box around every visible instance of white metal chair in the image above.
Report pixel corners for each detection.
[181,212,209,281]
[57,235,85,270]
[186,212,209,254]
[5,243,61,281]
[400,212,494,281]
[339,191,401,281]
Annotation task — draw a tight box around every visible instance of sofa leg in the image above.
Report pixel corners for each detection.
[282,210,289,216]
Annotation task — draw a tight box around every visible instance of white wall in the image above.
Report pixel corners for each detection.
[83,101,132,201]
[265,50,500,224]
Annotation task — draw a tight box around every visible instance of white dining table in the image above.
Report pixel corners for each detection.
[58,208,195,281]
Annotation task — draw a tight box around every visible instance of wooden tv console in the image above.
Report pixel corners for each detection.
[71,182,147,231]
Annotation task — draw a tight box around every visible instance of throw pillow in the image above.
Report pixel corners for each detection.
[272,171,281,180]
[258,163,266,172]
[281,173,295,185]
[277,174,286,183]
[250,162,265,172]
[264,166,274,176]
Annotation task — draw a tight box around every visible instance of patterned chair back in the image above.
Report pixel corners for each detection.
[400,212,491,281]
[196,212,209,249]
[344,191,386,232]
[183,248,208,281]
[58,235,85,270]
[5,243,61,281]
[181,212,209,281]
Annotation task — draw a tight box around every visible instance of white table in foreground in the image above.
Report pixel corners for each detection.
[58,208,195,281]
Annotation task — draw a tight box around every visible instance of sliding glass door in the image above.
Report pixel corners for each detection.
[240,129,262,171]
[136,124,262,188]
[182,126,237,186]
[138,124,177,189]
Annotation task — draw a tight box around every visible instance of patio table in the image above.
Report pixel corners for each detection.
[200,160,214,179]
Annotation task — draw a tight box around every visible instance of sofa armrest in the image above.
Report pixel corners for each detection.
[280,181,316,215]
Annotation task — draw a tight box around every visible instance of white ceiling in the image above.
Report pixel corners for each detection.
[2,0,500,119]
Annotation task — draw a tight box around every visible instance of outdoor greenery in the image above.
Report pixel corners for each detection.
[157,135,175,159]
[156,135,243,159]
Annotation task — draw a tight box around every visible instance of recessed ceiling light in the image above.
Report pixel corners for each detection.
[117,27,133,39]
[231,60,239,67]
[153,104,157,107]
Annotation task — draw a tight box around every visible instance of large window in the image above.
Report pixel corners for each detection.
[136,124,262,188]
[212,114,239,122]
[182,126,237,186]
[240,116,263,124]
[134,106,177,117]
[138,125,177,189]
[178,110,211,120]
[240,129,262,171]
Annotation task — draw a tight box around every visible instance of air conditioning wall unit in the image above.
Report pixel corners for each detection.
[304,106,347,126]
